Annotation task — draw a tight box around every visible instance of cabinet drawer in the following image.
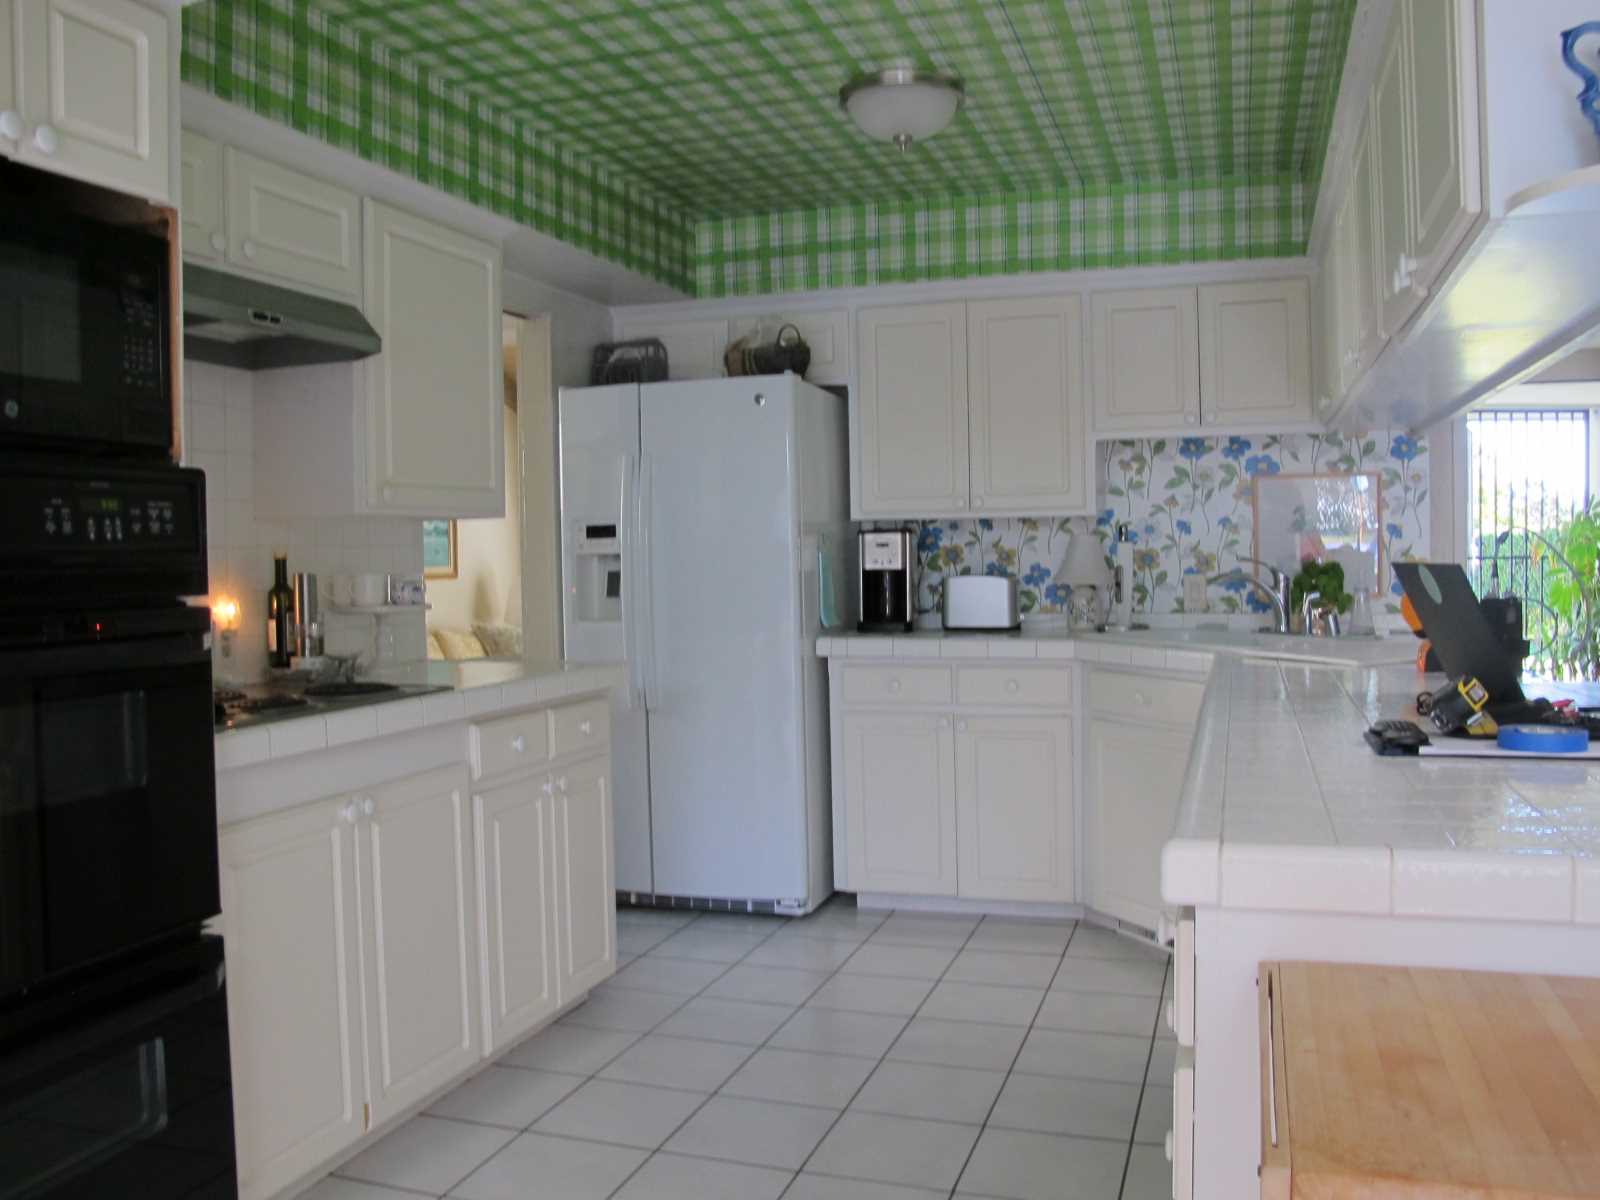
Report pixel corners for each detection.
[1087,669,1205,726]
[839,665,952,706]
[471,710,549,779]
[956,665,1072,708]
[551,700,609,760]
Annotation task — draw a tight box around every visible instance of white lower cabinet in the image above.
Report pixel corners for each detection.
[221,795,365,1200]
[223,703,615,1200]
[358,765,480,1127]
[954,716,1074,902]
[1086,715,1194,931]
[841,711,959,896]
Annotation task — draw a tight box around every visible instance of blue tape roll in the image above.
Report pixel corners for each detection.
[1497,724,1591,754]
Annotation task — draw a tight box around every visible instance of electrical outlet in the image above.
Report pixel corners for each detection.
[1183,573,1209,613]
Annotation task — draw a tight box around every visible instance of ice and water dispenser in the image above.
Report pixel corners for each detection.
[572,521,622,622]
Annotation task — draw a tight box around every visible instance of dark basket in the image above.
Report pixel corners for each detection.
[590,338,669,386]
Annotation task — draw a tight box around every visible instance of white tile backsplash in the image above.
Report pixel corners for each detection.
[184,360,426,683]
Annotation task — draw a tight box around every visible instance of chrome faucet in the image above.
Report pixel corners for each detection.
[1210,557,1293,634]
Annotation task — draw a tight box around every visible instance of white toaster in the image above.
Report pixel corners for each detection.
[942,575,1021,631]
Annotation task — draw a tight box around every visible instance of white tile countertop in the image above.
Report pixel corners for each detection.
[1162,657,1600,925]
[213,659,626,772]
[816,625,1419,670]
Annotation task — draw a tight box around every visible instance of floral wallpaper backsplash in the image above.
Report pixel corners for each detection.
[909,429,1428,624]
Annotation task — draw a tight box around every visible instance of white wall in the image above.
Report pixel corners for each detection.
[183,360,426,683]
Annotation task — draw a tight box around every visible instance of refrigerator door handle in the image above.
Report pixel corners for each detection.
[620,453,642,710]
[637,452,658,710]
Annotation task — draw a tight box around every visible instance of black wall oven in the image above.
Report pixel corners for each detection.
[0,164,173,459]
[0,455,234,1197]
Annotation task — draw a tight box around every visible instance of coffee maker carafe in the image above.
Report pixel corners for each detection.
[858,529,914,633]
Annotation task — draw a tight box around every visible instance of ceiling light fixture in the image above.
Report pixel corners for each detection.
[839,67,964,151]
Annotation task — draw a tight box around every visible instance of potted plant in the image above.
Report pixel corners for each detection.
[1536,499,1600,679]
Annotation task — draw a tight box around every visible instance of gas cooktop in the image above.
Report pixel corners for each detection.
[213,681,451,731]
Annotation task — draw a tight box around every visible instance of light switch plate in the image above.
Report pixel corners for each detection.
[1183,573,1208,613]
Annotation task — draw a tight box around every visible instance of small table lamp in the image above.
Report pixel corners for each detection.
[1056,525,1111,630]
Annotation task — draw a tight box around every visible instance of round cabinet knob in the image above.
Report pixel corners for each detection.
[340,801,359,825]
[579,719,593,735]
[1134,691,1151,707]
[360,796,375,818]
[952,498,966,509]
[973,495,984,507]
[957,720,969,733]
[887,678,902,695]
[940,716,951,729]
[556,776,568,792]
[1165,999,1178,1033]
[209,231,226,253]
[0,110,22,141]
[1183,413,1197,425]
[242,238,257,260]
[1005,679,1020,695]
[32,124,59,156]
[1165,1130,1174,1163]
[542,780,554,796]
[510,734,526,753]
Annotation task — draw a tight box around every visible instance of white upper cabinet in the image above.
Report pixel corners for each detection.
[222,796,366,1200]
[1371,5,1417,338]
[226,147,363,297]
[1198,280,1312,428]
[1349,115,1384,378]
[179,130,225,261]
[357,764,480,1128]
[967,295,1088,514]
[954,715,1074,903]
[363,198,504,516]
[14,0,171,201]
[1402,0,1480,294]
[1090,286,1201,432]
[856,302,970,518]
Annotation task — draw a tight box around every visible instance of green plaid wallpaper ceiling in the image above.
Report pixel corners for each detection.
[181,1,1356,298]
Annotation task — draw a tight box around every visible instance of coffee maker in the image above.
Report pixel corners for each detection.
[858,529,914,633]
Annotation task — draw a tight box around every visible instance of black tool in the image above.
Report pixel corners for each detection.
[1364,719,1432,756]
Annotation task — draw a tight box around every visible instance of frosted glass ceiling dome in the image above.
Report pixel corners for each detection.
[839,67,964,150]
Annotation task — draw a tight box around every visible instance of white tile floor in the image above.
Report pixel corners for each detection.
[304,899,1175,1200]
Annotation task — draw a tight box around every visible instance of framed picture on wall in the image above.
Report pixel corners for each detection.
[422,519,458,579]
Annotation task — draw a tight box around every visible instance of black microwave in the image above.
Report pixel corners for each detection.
[0,200,172,458]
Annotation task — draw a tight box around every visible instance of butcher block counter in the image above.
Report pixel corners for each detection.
[1258,962,1600,1198]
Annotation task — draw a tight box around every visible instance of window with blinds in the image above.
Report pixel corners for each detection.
[1465,408,1593,670]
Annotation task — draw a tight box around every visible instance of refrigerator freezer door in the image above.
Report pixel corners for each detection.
[641,378,809,903]
[558,383,653,894]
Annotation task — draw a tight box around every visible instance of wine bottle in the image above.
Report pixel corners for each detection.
[267,552,293,669]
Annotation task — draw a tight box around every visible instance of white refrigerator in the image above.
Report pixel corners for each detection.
[559,374,851,913]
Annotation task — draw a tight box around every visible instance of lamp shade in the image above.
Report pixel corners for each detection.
[1058,527,1110,588]
[840,68,963,148]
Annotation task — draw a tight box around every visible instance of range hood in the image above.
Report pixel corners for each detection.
[182,263,381,370]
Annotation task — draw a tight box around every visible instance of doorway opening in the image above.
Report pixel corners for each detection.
[425,312,560,663]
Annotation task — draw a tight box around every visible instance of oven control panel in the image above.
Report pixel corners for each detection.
[1,468,202,553]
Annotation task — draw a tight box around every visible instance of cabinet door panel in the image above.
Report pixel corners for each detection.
[841,712,957,895]
[553,756,615,1001]
[1090,287,1200,432]
[1408,0,1478,289]
[856,302,968,516]
[360,764,480,1127]
[222,799,365,1200]
[1198,280,1311,427]
[225,147,361,296]
[20,0,170,200]
[1351,116,1384,372]
[955,716,1074,902]
[1372,7,1416,337]
[968,295,1087,513]
[476,777,559,1053]
[1087,717,1192,931]
[365,199,504,516]
[180,130,224,261]
[0,1,17,159]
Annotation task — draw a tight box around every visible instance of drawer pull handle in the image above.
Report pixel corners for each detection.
[957,719,969,733]
[0,110,21,141]
[1005,679,1020,694]
[579,719,593,735]
[1134,691,1150,706]
[33,124,59,156]
[209,231,226,253]
[360,795,375,818]
[556,776,569,793]
[887,679,902,694]
[542,780,554,796]
[510,735,526,753]
[339,801,359,825]
[242,238,258,260]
